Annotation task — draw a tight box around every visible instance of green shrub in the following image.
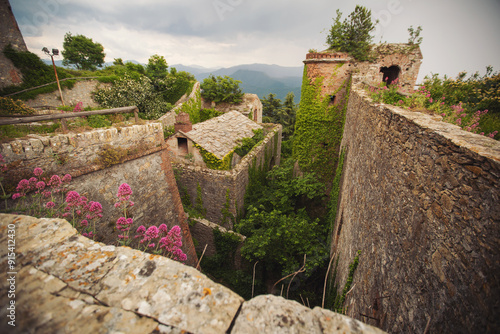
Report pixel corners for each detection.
[93,74,172,120]
[234,129,264,157]
[199,108,223,122]
[1,44,74,99]
[200,75,244,104]
[0,97,36,115]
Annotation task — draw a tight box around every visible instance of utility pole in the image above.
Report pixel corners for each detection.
[42,47,67,132]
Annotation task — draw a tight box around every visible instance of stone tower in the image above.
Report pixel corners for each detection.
[303,44,423,97]
[0,0,28,89]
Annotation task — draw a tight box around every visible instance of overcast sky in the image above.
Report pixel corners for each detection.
[10,0,500,82]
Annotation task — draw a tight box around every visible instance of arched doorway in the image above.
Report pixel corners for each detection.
[380,65,400,85]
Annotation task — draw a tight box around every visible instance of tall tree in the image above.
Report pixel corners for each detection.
[326,5,377,61]
[146,54,168,80]
[277,92,297,139]
[261,93,282,122]
[62,32,105,70]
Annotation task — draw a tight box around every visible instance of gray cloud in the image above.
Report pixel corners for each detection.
[9,0,500,80]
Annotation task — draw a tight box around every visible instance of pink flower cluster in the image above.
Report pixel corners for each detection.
[10,168,101,240]
[115,183,134,208]
[73,102,83,113]
[135,224,187,262]
[114,183,135,242]
[116,217,134,239]
[12,168,72,201]
[63,190,103,239]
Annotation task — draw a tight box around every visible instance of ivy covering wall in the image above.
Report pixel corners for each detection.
[180,89,202,123]
[293,66,350,184]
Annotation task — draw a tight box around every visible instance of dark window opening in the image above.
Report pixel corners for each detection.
[380,65,400,85]
[177,137,188,155]
[329,95,336,104]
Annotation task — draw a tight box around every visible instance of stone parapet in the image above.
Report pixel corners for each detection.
[0,122,164,187]
[332,81,500,333]
[0,214,386,334]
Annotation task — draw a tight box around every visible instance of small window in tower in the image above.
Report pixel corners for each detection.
[330,95,336,104]
[177,137,188,155]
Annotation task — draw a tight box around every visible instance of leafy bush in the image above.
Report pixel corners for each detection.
[199,108,223,122]
[237,158,327,277]
[157,70,195,104]
[0,97,36,115]
[234,129,264,157]
[93,74,172,119]
[1,44,74,99]
[368,69,500,139]
[201,75,244,104]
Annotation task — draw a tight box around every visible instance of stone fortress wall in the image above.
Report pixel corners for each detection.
[331,81,500,333]
[22,80,109,110]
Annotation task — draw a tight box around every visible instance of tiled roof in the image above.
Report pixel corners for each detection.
[182,110,262,159]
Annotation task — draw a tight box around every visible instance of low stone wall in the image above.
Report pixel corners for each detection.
[331,82,500,333]
[0,214,386,334]
[159,81,201,128]
[174,124,281,227]
[23,80,109,109]
[0,122,163,190]
[189,218,245,269]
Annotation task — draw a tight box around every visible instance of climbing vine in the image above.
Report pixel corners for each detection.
[220,188,234,228]
[180,89,202,124]
[332,250,361,313]
[293,66,350,184]
[194,144,233,170]
[194,182,206,218]
[327,148,346,240]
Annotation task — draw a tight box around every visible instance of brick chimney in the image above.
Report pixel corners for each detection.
[174,112,192,132]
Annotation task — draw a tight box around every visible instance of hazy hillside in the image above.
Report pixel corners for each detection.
[172,63,303,101]
[229,69,301,102]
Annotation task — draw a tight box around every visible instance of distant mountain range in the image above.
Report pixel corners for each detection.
[44,60,303,102]
[171,64,303,102]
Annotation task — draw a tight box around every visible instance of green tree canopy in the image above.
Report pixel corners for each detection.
[325,5,377,61]
[62,32,105,70]
[200,75,244,104]
[237,158,327,276]
[146,54,168,80]
[261,93,282,122]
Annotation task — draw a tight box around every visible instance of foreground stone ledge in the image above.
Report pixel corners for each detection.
[0,214,243,334]
[231,295,386,334]
[0,214,386,333]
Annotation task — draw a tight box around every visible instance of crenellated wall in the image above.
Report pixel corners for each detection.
[330,82,500,333]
